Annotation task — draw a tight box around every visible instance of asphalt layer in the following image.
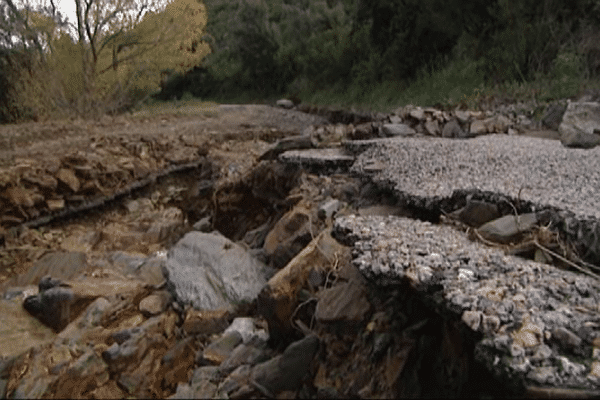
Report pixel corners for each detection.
[352,134,600,219]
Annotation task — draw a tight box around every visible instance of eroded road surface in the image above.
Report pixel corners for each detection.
[1,102,600,398]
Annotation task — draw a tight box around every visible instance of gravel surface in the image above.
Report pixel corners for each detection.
[352,135,600,219]
[334,214,600,390]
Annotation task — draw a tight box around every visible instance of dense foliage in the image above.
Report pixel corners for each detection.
[160,0,600,104]
[0,0,208,123]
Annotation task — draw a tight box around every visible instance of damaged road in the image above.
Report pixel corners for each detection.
[1,101,600,398]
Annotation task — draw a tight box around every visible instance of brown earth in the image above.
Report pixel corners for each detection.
[0,105,328,287]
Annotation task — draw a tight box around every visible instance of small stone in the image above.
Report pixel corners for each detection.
[441,120,466,138]
[424,119,440,136]
[56,168,80,192]
[531,344,553,362]
[318,198,343,220]
[381,123,416,137]
[183,309,230,336]
[552,327,582,350]
[462,310,482,331]
[5,186,35,207]
[455,110,470,124]
[409,108,425,120]
[217,364,252,395]
[557,356,586,376]
[192,217,212,232]
[589,361,600,380]
[201,331,243,365]
[389,115,403,124]
[251,334,320,395]
[477,213,538,244]
[139,291,172,316]
[276,99,294,109]
[527,367,558,385]
[451,199,500,227]
[469,120,487,136]
[481,315,500,333]
[224,317,269,344]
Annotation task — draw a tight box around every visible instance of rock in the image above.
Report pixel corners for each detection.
[558,102,600,148]
[219,339,272,374]
[542,103,567,130]
[201,331,243,365]
[4,186,35,207]
[55,168,80,192]
[183,308,230,336]
[53,349,110,398]
[22,173,58,191]
[450,199,501,227]
[349,123,377,140]
[192,216,211,232]
[259,135,317,161]
[315,281,371,330]
[143,207,184,243]
[276,99,294,109]
[24,275,144,332]
[243,222,271,249]
[171,366,220,399]
[424,119,440,136]
[164,231,269,310]
[258,230,348,344]
[477,213,539,244]
[561,130,600,149]
[409,107,425,121]
[217,364,252,396]
[263,203,313,269]
[442,120,466,138]
[139,291,172,316]
[381,124,416,137]
[455,110,470,124]
[251,334,320,395]
[23,285,74,332]
[491,115,511,133]
[318,198,343,220]
[469,120,487,136]
[159,336,196,390]
[552,327,582,351]
[279,148,354,173]
[389,115,403,124]
[224,317,269,344]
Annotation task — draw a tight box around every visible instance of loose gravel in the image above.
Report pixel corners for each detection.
[351,135,600,219]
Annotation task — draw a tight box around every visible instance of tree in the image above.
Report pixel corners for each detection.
[0,0,209,120]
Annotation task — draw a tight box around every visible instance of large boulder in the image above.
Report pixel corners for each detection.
[558,102,600,148]
[164,231,270,310]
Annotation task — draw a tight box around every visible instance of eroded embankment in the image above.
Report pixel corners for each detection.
[321,133,600,395]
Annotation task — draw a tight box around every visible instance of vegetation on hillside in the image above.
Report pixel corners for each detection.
[159,0,600,110]
[2,0,600,122]
[0,0,209,122]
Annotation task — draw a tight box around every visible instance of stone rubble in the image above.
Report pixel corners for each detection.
[4,100,600,398]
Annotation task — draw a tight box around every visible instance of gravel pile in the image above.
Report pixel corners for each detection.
[351,135,600,219]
